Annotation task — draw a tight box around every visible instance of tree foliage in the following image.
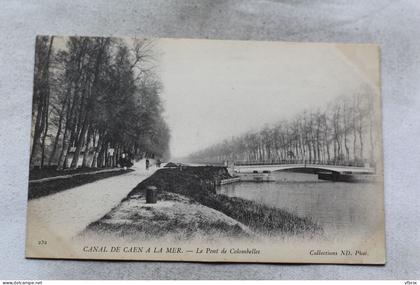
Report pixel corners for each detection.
[30,36,170,169]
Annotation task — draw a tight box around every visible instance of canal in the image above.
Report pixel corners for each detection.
[217,171,382,240]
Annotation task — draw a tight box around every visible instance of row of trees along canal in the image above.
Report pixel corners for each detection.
[30,36,170,170]
[188,91,378,167]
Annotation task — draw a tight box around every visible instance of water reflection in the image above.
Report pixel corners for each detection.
[217,171,381,240]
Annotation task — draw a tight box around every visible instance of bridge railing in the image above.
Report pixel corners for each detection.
[234,159,371,168]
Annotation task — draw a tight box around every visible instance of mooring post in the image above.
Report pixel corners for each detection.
[146,186,157,204]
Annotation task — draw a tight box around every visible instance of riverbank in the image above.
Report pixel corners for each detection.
[83,166,321,241]
[28,168,133,199]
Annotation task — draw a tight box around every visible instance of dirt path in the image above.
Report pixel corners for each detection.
[26,159,159,240]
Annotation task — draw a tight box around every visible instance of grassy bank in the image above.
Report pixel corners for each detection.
[28,169,133,200]
[85,190,252,241]
[29,166,118,180]
[125,166,321,236]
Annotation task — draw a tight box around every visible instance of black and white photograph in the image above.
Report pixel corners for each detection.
[25,35,384,264]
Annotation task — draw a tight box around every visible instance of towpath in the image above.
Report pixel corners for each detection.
[26,159,159,239]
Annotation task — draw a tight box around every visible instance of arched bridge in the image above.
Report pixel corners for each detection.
[233,162,375,174]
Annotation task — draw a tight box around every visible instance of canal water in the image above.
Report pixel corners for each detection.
[217,171,382,240]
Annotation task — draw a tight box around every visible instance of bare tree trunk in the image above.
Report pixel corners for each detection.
[82,127,93,167]
[368,95,375,164]
[356,95,364,161]
[70,115,88,168]
[343,104,350,161]
[30,36,54,166]
[353,95,358,160]
[90,131,99,168]
[358,122,364,161]
[39,95,49,168]
[97,140,107,168]
[48,91,69,166]
[57,51,86,170]
[30,97,45,166]
[71,38,109,169]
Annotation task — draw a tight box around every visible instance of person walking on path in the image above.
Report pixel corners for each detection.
[146,159,150,170]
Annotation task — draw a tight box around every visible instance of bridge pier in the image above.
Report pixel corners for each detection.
[318,172,344,182]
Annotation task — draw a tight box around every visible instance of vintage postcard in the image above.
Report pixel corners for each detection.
[26,36,385,264]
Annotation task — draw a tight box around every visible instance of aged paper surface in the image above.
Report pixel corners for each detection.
[26,36,385,264]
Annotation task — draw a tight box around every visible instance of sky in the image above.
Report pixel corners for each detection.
[155,38,379,159]
[47,37,379,159]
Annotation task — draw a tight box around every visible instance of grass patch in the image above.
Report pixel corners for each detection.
[29,165,117,180]
[85,191,252,241]
[28,169,133,200]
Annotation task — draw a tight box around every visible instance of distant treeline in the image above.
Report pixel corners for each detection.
[30,36,170,169]
[188,92,377,166]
